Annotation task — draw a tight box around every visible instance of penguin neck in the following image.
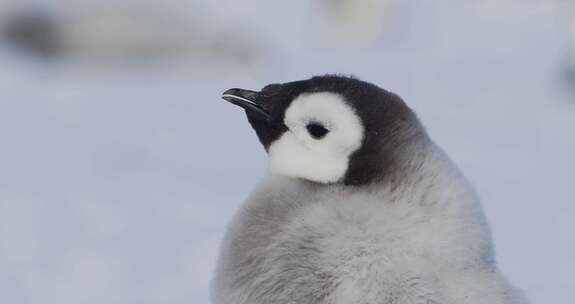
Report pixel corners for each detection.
[379,138,443,188]
[359,137,471,208]
[374,138,436,189]
[343,124,434,187]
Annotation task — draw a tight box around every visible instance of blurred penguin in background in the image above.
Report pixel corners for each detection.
[0,1,264,65]
[0,0,404,66]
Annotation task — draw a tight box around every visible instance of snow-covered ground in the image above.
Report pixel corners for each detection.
[0,1,573,303]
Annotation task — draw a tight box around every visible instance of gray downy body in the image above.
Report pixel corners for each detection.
[212,142,527,304]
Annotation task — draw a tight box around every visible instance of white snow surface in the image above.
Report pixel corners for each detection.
[0,1,573,303]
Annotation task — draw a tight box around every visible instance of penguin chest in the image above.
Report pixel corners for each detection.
[264,200,445,303]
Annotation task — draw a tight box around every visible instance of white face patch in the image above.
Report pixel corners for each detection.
[268,92,364,183]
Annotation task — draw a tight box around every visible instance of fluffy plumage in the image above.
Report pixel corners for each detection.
[213,75,528,304]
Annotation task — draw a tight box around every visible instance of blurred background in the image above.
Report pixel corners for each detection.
[0,0,573,303]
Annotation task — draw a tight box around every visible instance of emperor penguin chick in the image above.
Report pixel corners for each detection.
[213,75,528,304]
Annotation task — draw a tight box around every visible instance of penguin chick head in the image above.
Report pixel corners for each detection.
[222,75,427,185]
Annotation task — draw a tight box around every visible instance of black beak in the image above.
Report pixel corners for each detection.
[222,88,273,123]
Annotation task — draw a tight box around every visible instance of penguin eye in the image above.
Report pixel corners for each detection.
[306,122,329,139]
